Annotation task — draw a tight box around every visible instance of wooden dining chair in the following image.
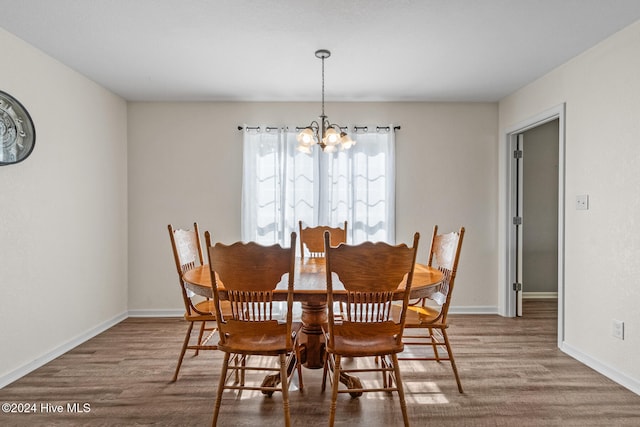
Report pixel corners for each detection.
[298,220,347,258]
[396,225,465,393]
[167,223,232,382]
[322,231,420,427]
[299,221,348,319]
[205,232,303,427]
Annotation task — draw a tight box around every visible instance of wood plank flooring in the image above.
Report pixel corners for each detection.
[1,300,639,426]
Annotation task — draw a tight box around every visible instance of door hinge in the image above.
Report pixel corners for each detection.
[513,282,522,292]
[513,216,522,225]
[514,150,523,159]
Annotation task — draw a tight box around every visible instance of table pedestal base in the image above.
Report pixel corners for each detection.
[300,301,327,369]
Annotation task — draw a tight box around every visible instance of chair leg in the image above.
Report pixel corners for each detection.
[391,354,410,427]
[429,327,441,361]
[172,321,194,382]
[195,321,207,356]
[442,328,463,393]
[321,351,329,392]
[379,356,389,389]
[240,355,247,386]
[229,354,240,383]
[280,353,291,427]
[295,343,304,390]
[329,355,341,427]
[212,352,230,427]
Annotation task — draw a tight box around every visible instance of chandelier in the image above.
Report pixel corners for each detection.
[297,49,355,154]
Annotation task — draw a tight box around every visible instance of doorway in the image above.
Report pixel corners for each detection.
[518,120,560,312]
[502,104,565,347]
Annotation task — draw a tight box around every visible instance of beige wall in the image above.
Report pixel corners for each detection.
[0,29,128,384]
[499,21,640,387]
[127,101,499,313]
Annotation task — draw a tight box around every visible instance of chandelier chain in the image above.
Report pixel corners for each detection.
[321,55,325,118]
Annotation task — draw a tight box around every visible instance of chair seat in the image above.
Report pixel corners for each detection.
[392,301,443,326]
[325,322,403,357]
[218,324,301,355]
[184,299,233,321]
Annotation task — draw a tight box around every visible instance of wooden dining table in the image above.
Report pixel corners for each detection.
[182,257,444,370]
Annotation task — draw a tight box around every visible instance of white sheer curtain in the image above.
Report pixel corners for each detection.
[241,125,396,247]
[241,126,316,247]
[319,127,396,243]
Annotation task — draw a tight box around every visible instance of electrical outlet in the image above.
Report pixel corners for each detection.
[612,319,624,340]
[576,194,589,210]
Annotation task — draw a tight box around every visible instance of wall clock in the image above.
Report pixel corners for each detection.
[0,90,36,165]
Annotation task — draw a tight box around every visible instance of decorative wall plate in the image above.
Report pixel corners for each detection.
[0,90,36,165]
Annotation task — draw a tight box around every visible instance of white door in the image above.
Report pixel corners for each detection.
[515,134,524,316]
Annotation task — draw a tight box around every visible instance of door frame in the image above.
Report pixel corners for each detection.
[498,103,566,348]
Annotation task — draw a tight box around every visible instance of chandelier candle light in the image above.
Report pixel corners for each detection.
[297,49,355,153]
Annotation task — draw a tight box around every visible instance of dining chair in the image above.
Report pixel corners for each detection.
[299,220,348,319]
[395,225,465,393]
[298,220,347,258]
[322,231,420,427]
[167,223,231,382]
[205,231,303,427]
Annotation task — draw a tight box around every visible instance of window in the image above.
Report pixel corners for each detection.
[241,126,396,247]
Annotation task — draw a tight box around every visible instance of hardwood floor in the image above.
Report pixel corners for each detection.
[1,300,639,426]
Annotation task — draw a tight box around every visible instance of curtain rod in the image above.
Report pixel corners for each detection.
[238,125,401,132]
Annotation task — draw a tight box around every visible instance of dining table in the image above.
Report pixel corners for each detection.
[182,257,444,371]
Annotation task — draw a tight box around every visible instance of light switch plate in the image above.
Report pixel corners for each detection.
[576,194,589,210]
[612,319,624,340]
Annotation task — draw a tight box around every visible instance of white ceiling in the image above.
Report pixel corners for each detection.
[2,0,640,102]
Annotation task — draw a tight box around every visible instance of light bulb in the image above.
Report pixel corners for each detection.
[340,133,355,149]
[323,128,340,146]
[297,128,316,145]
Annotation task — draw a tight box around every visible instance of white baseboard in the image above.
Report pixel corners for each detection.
[0,311,128,389]
[449,305,498,315]
[523,292,558,299]
[561,342,640,396]
[127,309,183,318]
